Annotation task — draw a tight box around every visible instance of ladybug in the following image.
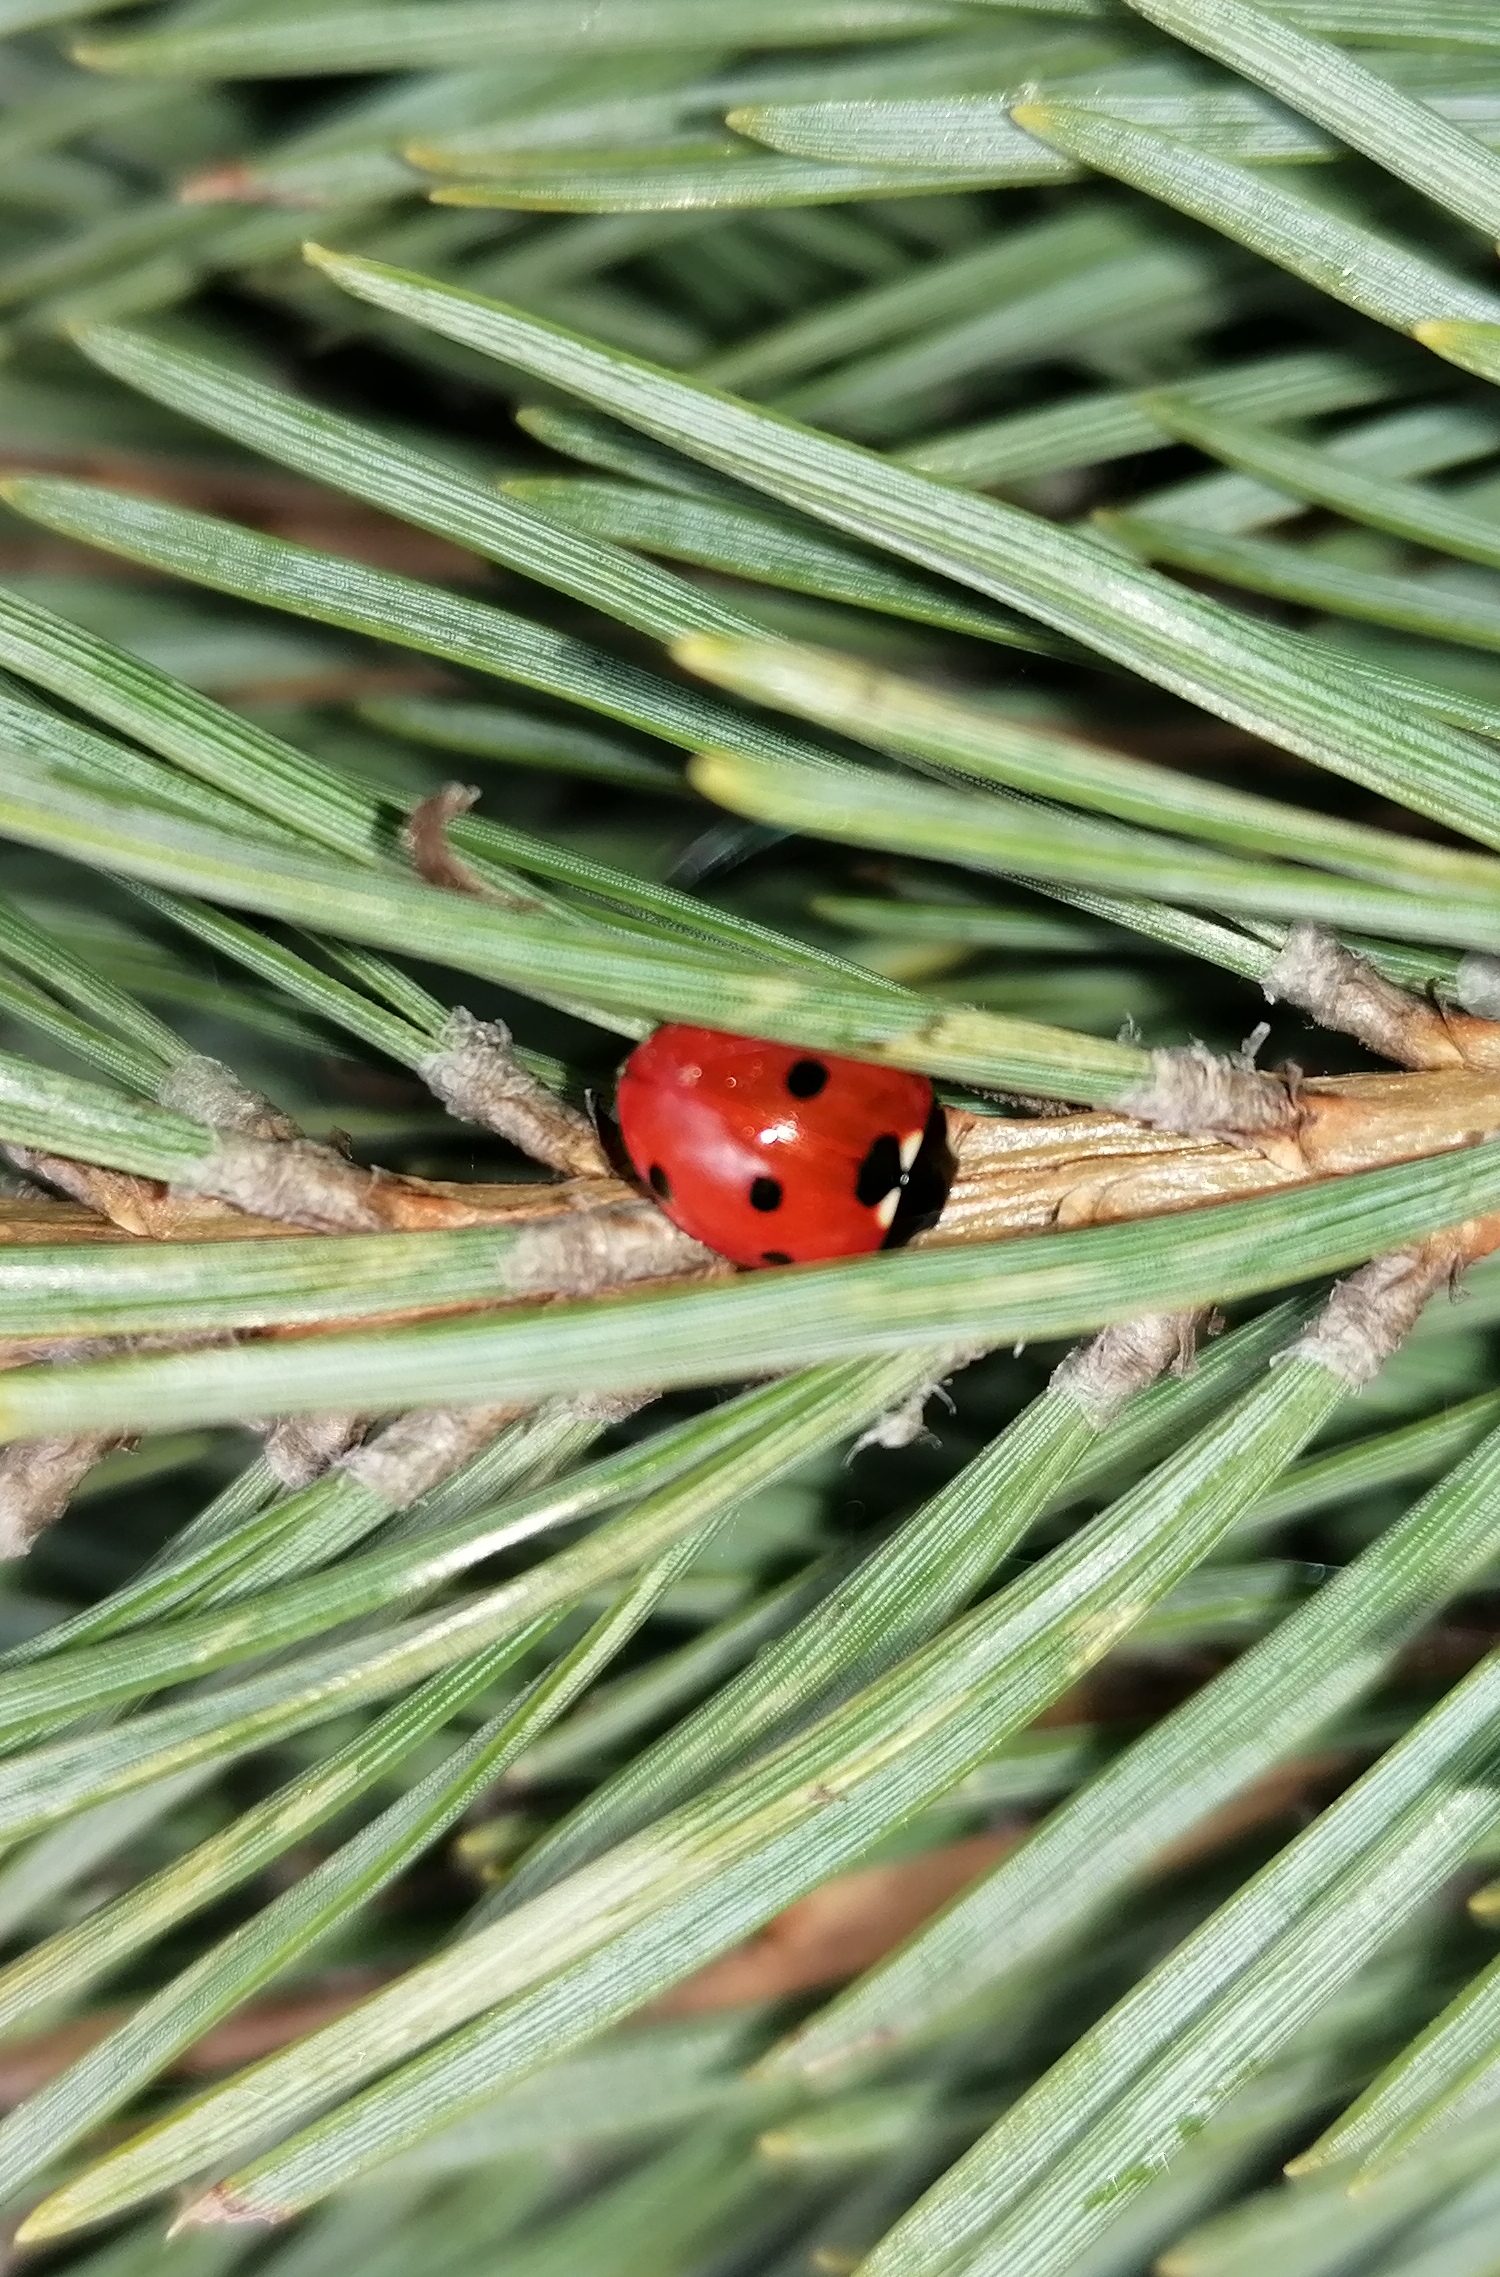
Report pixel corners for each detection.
[615,1024,952,1269]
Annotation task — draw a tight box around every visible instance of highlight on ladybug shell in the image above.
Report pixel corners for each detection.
[615,1024,953,1269]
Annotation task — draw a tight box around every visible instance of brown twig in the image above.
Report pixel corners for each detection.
[0,1195,135,1245]
[7,1041,1500,1369]
[6,1073,332,1527]
[3,1061,1498,1324]
[1,1151,252,1240]
[1266,923,1500,1073]
[5,1050,305,1237]
[936,1066,1500,1245]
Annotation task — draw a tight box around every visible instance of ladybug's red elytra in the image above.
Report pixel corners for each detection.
[616,1024,952,1269]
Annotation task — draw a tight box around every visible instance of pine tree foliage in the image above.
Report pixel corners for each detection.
[0,2,1498,2271]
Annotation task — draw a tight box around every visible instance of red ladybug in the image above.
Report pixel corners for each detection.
[616,1024,951,1269]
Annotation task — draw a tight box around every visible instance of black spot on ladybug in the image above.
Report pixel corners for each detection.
[855,1133,903,1207]
[762,1249,793,1265]
[786,1058,828,1100]
[648,1163,672,1200]
[749,1176,783,1212]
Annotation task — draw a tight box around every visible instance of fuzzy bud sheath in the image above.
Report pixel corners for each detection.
[156,1056,302,1143]
[258,1413,370,1490]
[416,1008,607,1179]
[853,1345,989,1453]
[337,1389,653,1516]
[0,1435,126,1559]
[338,1403,538,1509]
[1115,1042,1297,1139]
[1289,1237,1473,1387]
[170,1136,396,1233]
[1049,1311,1204,1430]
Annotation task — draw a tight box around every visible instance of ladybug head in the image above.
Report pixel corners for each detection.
[584,1087,637,1185]
[881,1100,955,1250]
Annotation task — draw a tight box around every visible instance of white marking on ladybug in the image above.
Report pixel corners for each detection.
[899,1129,924,1170]
[874,1189,901,1230]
